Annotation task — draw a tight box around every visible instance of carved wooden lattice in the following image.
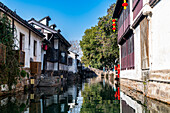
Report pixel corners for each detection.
[0,43,6,65]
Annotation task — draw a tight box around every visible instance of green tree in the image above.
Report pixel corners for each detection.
[0,14,20,90]
[80,3,119,69]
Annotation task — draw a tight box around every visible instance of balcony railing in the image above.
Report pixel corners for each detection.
[15,50,25,67]
[0,43,6,65]
[30,62,41,75]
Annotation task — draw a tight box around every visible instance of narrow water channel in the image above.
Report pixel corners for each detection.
[0,76,169,113]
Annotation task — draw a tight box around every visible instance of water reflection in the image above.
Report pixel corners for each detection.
[0,76,169,113]
[0,78,120,113]
[120,91,170,113]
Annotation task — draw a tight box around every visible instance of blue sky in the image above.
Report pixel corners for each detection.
[1,0,116,41]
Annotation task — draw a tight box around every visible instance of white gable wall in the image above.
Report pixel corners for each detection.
[68,52,78,73]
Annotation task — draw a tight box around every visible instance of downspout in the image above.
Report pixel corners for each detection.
[58,39,60,73]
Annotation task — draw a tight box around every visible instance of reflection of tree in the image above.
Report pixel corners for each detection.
[0,97,28,113]
[81,83,120,113]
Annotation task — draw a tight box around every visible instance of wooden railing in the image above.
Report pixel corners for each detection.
[0,43,6,65]
[15,50,25,67]
[30,62,41,75]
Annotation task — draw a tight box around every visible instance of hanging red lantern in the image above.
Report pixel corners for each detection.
[112,27,116,30]
[112,19,116,22]
[112,19,116,32]
[44,45,48,51]
[112,23,116,26]
[122,0,128,10]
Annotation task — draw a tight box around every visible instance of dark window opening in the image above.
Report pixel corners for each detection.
[34,40,37,56]
[68,58,73,66]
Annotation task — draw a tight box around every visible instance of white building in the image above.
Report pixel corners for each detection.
[28,17,71,77]
[68,51,79,74]
[0,2,44,91]
[113,0,170,104]
[0,2,44,72]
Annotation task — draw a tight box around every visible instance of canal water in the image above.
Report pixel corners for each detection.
[0,76,169,113]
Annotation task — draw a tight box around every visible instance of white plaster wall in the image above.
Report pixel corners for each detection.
[47,62,54,70]
[7,18,43,69]
[130,0,133,25]
[134,25,142,80]
[15,21,30,68]
[68,52,78,73]
[54,63,58,71]
[40,19,46,25]
[150,0,170,71]
[59,63,68,71]
[30,32,42,63]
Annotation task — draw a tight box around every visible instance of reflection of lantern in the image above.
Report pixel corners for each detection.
[117,64,120,77]
[30,93,34,100]
[122,0,128,10]
[61,75,63,79]
[61,87,63,91]
[30,77,35,85]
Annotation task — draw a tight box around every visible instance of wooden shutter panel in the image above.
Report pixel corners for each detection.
[140,17,149,69]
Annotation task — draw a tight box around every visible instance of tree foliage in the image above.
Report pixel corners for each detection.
[80,4,119,69]
[0,14,20,90]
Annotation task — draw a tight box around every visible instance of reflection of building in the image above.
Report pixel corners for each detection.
[28,17,71,77]
[113,0,170,104]
[68,51,79,74]
[120,91,170,113]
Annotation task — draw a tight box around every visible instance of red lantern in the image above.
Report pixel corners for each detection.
[112,19,116,22]
[112,23,116,26]
[44,45,48,51]
[112,27,116,30]
[122,0,128,10]
[112,19,116,32]
[122,3,128,7]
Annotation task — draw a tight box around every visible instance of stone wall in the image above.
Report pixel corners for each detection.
[120,78,170,104]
